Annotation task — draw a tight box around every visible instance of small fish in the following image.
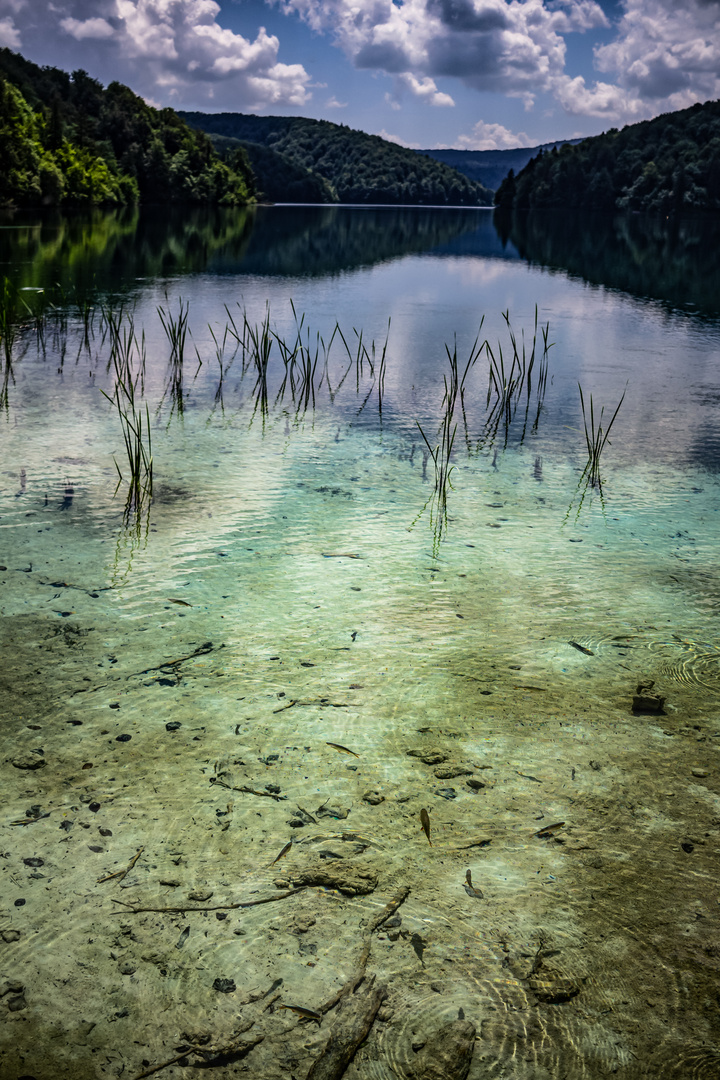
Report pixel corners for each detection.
[167,598,192,607]
[464,869,483,898]
[534,821,565,838]
[420,808,432,846]
[326,741,360,758]
[270,840,292,867]
[517,772,543,783]
[569,641,594,656]
[10,811,50,826]
[322,553,360,559]
[278,1004,322,1022]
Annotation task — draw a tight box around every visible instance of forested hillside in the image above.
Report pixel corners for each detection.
[494,99,720,213]
[0,48,255,207]
[209,134,336,204]
[181,112,493,206]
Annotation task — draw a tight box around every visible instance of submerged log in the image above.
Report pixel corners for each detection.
[306,976,386,1080]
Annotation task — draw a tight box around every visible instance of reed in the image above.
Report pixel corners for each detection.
[0,276,21,368]
[158,296,192,370]
[101,307,153,510]
[414,326,485,553]
[578,383,626,490]
[482,307,551,450]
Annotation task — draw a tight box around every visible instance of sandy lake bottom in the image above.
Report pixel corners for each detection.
[1,206,720,1079]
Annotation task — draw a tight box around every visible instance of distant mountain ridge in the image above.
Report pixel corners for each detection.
[180,111,493,206]
[418,141,583,192]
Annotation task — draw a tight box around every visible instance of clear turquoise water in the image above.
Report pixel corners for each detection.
[1,206,720,1079]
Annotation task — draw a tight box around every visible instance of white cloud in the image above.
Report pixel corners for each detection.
[552,0,720,124]
[273,0,607,103]
[377,128,421,147]
[394,72,454,107]
[271,0,720,126]
[1,0,312,111]
[457,119,531,149]
[0,14,21,46]
[325,95,347,107]
[60,16,115,39]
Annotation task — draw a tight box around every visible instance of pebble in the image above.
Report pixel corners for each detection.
[435,788,457,800]
[23,858,44,868]
[166,722,181,731]
[407,748,448,765]
[119,962,136,975]
[11,754,46,771]
[212,978,236,993]
[411,1019,476,1080]
[434,765,472,780]
[691,768,709,778]
[362,790,385,805]
[116,734,132,742]
[1,930,21,943]
[188,890,213,902]
[292,915,317,934]
[466,778,486,792]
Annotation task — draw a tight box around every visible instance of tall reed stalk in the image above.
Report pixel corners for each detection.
[101,308,153,512]
[158,296,191,369]
[414,326,485,554]
[482,307,552,450]
[578,383,626,490]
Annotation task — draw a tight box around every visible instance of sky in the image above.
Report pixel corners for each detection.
[1,0,719,149]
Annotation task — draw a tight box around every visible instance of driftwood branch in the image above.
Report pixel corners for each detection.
[319,886,410,1016]
[111,888,304,914]
[307,976,386,1080]
[130,1029,262,1080]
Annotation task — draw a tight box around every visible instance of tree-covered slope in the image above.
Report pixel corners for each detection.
[0,48,255,208]
[180,112,493,206]
[209,134,337,204]
[494,99,720,213]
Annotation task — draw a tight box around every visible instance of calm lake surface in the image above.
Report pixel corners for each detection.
[1,205,720,1080]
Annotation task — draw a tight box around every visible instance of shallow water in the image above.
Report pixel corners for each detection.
[1,206,720,1080]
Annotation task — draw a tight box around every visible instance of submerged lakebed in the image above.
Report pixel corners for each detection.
[1,205,720,1080]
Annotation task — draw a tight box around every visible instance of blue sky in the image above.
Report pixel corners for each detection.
[1,0,719,148]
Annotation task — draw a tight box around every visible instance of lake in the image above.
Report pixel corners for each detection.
[1,204,719,1080]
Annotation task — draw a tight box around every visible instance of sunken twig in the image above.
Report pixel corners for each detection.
[97,847,144,884]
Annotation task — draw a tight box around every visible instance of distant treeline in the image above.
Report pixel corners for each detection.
[0,48,255,208]
[495,99,720,213]
[180,112,493,206]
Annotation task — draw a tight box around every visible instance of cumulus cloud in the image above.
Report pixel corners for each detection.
[0,14,21,47]
[553,0,720,123]
[457,119,531,149]
[273,0,607,105]
[272,0,720,126]
[377,128,421,148]
[60,16,115,39]
[0,0,312,110]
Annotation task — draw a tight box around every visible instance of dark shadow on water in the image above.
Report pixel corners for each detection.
[493,208,720,318]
